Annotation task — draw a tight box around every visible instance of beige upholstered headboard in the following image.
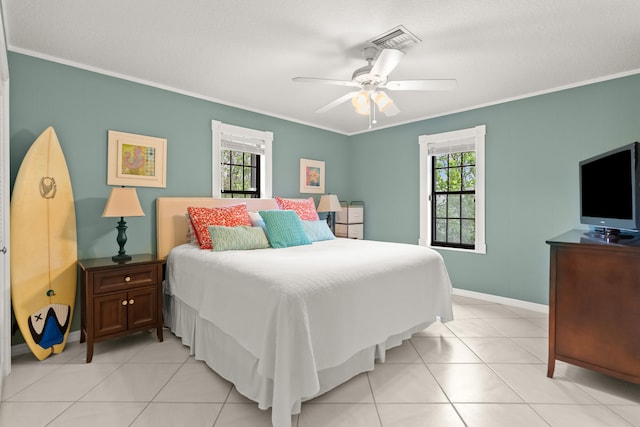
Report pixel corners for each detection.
[156,197,279,259]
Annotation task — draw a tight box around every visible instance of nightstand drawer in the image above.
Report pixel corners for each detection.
[348,206,364,223]
[335,206,364,224]
[92,264,158,294]
[335,223,364,239]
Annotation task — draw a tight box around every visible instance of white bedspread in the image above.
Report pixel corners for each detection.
[165,238,453,427]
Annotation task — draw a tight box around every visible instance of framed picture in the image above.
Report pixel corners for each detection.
[299,158,325,194]
[107,130,167,188]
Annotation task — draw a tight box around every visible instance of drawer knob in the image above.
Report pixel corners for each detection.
[121,300,128,306]
[129,299,135,305]
[124,276,131,282]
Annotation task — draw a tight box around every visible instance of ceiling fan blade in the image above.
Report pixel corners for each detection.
[315,91,359,113]
[370,49,405,79]
[292,77,359,87]
[384,79,457,91]
[382,102,400,117]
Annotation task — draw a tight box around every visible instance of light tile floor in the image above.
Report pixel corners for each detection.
[2,295,639,426]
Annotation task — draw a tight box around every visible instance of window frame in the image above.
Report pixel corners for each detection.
[212,120,273,198]
[419,125,486,254]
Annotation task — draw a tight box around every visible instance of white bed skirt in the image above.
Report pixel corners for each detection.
[164,291,433,425]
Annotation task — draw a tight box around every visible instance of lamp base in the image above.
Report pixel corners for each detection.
[326,212,335,234]
[112,217,131,263]
[112,253,132,263]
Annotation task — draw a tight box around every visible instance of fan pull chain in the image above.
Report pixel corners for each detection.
[372,95,377,125]
[368,91,376,130]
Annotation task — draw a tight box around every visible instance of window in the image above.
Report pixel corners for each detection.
[419,125,486,254]
[220,150,260,198]
[432,151,476,249]
[212,120,273,198]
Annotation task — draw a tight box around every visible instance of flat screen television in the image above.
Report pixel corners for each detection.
[579,141,640,234]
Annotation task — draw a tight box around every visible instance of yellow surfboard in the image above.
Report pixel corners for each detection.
[10,127,77,360]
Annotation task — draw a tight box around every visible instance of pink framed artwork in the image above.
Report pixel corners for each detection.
[299,158,325,194]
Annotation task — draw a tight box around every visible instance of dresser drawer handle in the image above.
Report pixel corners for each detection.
[124,276,131,282]
[121,300,128,306]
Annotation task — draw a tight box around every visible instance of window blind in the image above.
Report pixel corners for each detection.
[427,136,476,155]
[220,132,266,156]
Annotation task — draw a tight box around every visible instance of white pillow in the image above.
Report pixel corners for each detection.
[248,211,266,228]
[185,213,197,244]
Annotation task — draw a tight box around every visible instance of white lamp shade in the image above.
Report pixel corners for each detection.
[102,187,145,218]
[317,194,342,213]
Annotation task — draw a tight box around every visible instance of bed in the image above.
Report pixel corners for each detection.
[157,197,454,427]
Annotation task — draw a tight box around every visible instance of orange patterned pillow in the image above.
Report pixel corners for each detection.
[187,204,251,249]
[275,196,320,221]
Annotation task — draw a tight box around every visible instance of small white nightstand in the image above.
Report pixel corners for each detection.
[335,201,364,239]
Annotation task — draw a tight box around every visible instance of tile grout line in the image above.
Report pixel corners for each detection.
[409,335,469,426]
[2,362,66,402]
[430,305,552,426]
[42,358,127,426]
[126,349,193,427]
[365,370,383,427]
[464,308,552,426]
[211,378,235,427]
[462,313,551,426]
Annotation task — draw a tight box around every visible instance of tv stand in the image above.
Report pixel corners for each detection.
[546,230,640,384]
[584,228,639,244]
[598,226,621,235]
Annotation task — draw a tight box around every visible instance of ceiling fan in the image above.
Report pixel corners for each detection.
[293,46,456,126]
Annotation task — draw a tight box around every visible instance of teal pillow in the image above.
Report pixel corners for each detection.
[302,220,335,242]
[208,225,270,252]
[258,210,312,248]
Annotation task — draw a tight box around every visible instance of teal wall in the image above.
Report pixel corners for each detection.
[348,73,640,304]
[8,53,349,343]
[8,51,640,346]
[9,52,350,261]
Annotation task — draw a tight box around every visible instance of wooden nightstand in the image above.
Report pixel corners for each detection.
[78,254,164,363]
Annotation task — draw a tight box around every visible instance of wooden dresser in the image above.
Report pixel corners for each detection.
[546,230,640,384]
[78,254,164,362]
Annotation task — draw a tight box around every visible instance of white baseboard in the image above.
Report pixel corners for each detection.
[453,288,549,314]
[11,330,82,358]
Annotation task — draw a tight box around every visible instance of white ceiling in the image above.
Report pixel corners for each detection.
[3,0,640,135]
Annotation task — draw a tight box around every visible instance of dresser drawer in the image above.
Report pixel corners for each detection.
[92,264,158,294]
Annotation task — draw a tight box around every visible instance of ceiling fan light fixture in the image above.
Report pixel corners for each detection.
[354,103,370,116]
[374,91,393,112]
[352,90,370,115]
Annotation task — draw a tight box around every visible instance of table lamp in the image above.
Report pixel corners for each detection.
[102,187,145,262]
[317,194,342,233]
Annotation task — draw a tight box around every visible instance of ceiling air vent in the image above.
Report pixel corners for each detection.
[368,25,421,51]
